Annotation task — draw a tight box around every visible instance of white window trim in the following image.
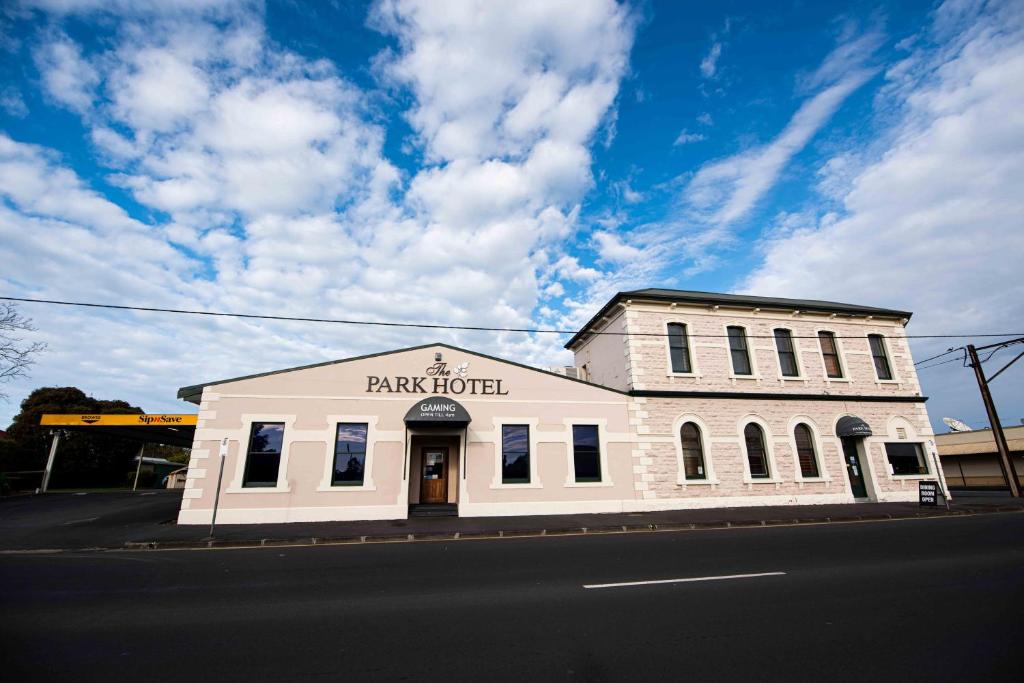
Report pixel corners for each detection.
[814,328,851,383]
[227,414,296,493]
[563,418,613,487]
[881,416,930,479]
[672,414,719,485]
[738,415,783,484]
[663,319,701,378]
[787,415,831,483]
[724,323,761,380]
[490,417,542,489]
[771,326,805,381]
[316,415,379,492]
[866,331,901,384]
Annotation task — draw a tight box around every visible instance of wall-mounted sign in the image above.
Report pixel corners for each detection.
[404,396,472,425]
[367,359,509,396]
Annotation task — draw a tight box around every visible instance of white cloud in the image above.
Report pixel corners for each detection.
[741,0,1024,429]
[696,112,713,125]
[0,0,638,423]
[700,42,722,78]
[33,35,100,112]
[593,231,643,263]
[0,87,28,117]
[674,129,705,145]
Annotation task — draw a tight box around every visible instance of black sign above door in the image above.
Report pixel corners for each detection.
[404,396,471,426]
[836,415,872,438]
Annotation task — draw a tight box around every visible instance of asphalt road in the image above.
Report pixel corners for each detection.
[1,513,1021,682]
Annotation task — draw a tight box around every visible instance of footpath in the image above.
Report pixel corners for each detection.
[1,489,1022,553]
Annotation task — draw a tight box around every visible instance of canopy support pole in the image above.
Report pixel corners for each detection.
[131,443,147,491]
[40,430,61,493]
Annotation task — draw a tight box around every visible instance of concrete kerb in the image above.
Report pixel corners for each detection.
[3,505,1021,555]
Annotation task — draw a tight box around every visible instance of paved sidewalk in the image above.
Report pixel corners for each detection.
[2,489,1022,552]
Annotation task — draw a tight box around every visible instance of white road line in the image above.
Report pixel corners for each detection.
[583,571,786,590]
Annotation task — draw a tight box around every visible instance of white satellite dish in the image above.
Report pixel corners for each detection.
[943,417,972,432]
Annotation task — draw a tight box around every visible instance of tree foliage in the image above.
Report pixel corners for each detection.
[3,387,145,488]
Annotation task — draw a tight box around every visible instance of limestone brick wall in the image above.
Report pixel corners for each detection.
[622,302,923,398]
[629,396,941,505]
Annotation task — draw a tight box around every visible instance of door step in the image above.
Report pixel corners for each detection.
[409,504,458,517]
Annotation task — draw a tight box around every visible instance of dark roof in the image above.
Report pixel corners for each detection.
[177,341,626,404]
[565,288,913,349]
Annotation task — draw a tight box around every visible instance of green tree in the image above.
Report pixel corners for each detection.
[5,387,144,488]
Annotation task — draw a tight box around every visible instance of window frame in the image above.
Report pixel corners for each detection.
[868,333,895,381]
[490,418,541,489]
[772,327,801,379]
[679,421,708,481]
[331,422,369,487]
[568,423,604,485]
[726,324,756,378]
[665,322,694,375]
[816,329,848,381]
[885,441,930,477]
[242,421,286,488]
[792,422,821,479]
[739,418,780,483]
[672,414,718,485]
[229,415,295,493]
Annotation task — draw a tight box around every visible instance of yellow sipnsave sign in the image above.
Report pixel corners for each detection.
[39,414,198,427]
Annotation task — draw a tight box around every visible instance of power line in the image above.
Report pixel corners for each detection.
[3,295,1023,341]
[913,347,961,366]
[915,354,967,371]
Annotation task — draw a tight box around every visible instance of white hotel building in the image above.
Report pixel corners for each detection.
[175,289,944,524]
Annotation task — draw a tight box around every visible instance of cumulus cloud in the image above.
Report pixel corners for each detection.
[0,0,637,422]
[741,0,1024,428]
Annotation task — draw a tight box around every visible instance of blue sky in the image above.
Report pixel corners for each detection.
[1,0,1022,431]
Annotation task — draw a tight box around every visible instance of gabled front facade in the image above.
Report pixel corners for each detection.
[176,290,946,525]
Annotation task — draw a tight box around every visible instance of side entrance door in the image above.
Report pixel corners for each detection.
[421,448,448,504]
[842,438,868,498]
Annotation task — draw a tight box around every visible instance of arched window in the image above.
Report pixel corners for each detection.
[680,422,706,480]
[793,423,819,478]
[743,423,770,478]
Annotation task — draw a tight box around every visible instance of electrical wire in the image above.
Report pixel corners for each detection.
[3,295,1024,341]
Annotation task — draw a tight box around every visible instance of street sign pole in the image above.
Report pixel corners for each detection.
[208,438,229,539]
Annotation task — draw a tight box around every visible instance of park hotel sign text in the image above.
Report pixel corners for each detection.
[366,360,509,396]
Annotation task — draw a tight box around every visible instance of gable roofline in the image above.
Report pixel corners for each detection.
[564,288,914,350]
[177,341,627,404]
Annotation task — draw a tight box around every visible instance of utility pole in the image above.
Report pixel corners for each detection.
[967,343,1021,497]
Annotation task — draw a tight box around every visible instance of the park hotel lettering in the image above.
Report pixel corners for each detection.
[366,361,508,395]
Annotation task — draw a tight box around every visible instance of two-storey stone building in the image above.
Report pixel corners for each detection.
[175,289,945,524]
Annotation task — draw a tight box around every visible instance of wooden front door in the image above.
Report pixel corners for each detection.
[420,448,448,504]
[842,438,868,498]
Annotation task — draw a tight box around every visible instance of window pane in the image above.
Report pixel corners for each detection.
[744,423,769,478]
[794,424,819,478]
[667,323,692,373]
[869,335,893,380]
[818,332,843,378]
[728,326,752,375]
[502,425,530,483]
[243,422,284,487]
[774,329,798,377]
[333,423,367,485]
[886,442,927,475]
[572,425,601,482]
[680,422,706,480]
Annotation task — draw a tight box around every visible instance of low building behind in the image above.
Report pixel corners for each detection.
[937,425,1024,489]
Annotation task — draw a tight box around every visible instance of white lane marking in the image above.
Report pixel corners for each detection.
[583,571,786,590]
[61,517,99,525]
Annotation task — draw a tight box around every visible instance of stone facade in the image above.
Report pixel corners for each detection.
[571,297,945,505]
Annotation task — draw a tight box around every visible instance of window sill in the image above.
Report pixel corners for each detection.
[677,479,719,486]
[225,485,291,494]
[875,379,901,385]
[490,482,543,490]
[743,478,783,485]
[890,473,931,480]
[779,377,807,382]
[796,476,831,483]
[825,377,852,383]
[564,480,614,488]
[729,374,760,381]
[666,372,701,378]
[316,483,377,492]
